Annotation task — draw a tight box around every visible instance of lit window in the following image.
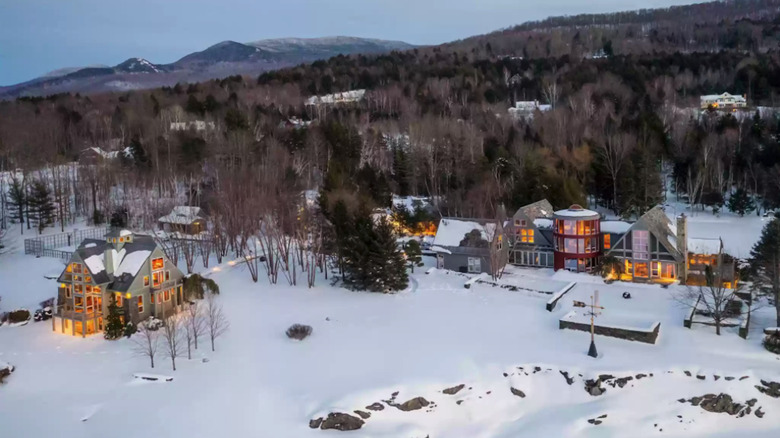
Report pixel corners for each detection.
[119,237,124,243]
[152,258,164,270]
[527,229,534,243]
[165,270,170,281]
[164,290,170,302]
[83,266,89,275]
[86,285,93,294]
[604,234,611,249]
[632,231,649,260]
[66,264,72,273]
[144,276,150,287]
[93,286,101,294]
[153,272,162,287]
[137,296,144,313]
[85,276,92,283]
[75,284,83,294]
[65,285,72,299]
[115,293,123,307]
[151,294,155,304]
[514,219,521,226]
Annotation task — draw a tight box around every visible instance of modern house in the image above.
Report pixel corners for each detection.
[432,218,508,275]
[169,120,216,132]
[306,90,366,106]
[510,199,555,268]
[700,92,747,111]
[508,100,552,119]
[158,206,208,235]
[53,229,185,337]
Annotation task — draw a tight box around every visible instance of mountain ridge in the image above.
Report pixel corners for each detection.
[0,36,415,98]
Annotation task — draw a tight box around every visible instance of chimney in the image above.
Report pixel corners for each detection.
[677,214,688,282]
[104,248,114,276]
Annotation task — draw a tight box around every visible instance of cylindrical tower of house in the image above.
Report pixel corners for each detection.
[552,204,601,272]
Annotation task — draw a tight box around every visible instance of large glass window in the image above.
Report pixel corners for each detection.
[467,257,481,273]
[635,262,649,278]
[633,231,649,260]
[564,238,578,253]
[152,257,164,270]
[604,234,611,249]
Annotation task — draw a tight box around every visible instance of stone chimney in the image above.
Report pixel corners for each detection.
[677,213,688,282]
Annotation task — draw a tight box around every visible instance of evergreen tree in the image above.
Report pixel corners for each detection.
[405,240,422,273]
[751,218,780,326]
[368,217,409,292]
[27,180,54,234]
[104,295,125,340]
[7,177,26,234]
[727,188,755,217]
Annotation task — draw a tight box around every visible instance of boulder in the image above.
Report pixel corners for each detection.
[353,410,371,420]
[309,418,323,429]
[560,370,574,385]
[510,387,526,398]
[365,402,384,411]
[756,380,780,398]
[320,412,365,431]
[397,397,429,412]
[443,384,465,395]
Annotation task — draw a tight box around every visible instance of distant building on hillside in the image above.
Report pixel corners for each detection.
[169,120,216,132]
[700,93,747,111]
[305,90,366,107]
[53,229,185,337]
[508,100,552,119]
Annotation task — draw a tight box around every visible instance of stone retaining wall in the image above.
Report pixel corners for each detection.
[559,319,660,344]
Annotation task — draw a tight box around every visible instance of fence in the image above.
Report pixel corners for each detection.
[24,227,109,260]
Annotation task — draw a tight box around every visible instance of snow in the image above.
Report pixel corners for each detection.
[85,243,97,248]
[601,220,632,234]
[306,89,366,106]
[392,195,432,212]
[688,237,722,255]
[158,206,203,225]
[430,246,451,254]
[2,221,780,438]
[83,254,105,274]
[434,218,496,247]
[561,310,660,333]
[119,229,132,237]
[546,281,577,308]
[533,218,553,229]
[114,250,150,277]
[554,207,599,218]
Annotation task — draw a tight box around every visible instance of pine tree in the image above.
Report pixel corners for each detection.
[405,240,422,273]
[104,295,125,340]
[727,188,755,217]
[368,218,409,292]
[27,180,54,234]
[7,177,26,234]
[751,217,780,326]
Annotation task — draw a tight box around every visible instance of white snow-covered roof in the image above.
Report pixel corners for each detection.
[688,237,722,255]
[434,219,497,247]
[430,246,452,254]
[115,250,151,277]
[83,248,126,275]
[119,229,132,237]
[533,218,554,229]
[554,205,599,218]
[306,89,365,106]
[601,220,631,234]
[158,206,204,225]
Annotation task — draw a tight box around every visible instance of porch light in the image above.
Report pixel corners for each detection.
[125,293,132,299]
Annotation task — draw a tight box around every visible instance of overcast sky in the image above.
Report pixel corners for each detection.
[0,0,698,86]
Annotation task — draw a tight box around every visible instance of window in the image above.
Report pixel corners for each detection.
[86,296,94,313]
[651,261,660,277]
[604,234,611,249]
[119,237,124,243]
[497,235,503,250]
[137,296,144,313]
[150,294,155,304]
[65,285,72,299]
[85,276,92,283]
[632,230,649,260]
[165,270,170,281]
[115,293,123,307]
[520,229,535,243]
[66,264,73,273]
[72,263,82,273]
[83,266,89,275]
[93,286,101,294]
[152,258,164,270]
[74,284,83,294]
[75,296,84,312]
[153,272,162,287]
[514,219,521,226]
[634,262,649,278]
[73,275,82,282]
[164,290,171,302]
[143,276,150,287]
[98,318,103,331]
[86,285,92,294]
[467,257,481,273]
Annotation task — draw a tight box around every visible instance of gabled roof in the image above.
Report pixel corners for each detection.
[158,206,205,225]
[433,218,498,248]
[607,206,683,261]
[58,235,161,292]
[514,199,554,222]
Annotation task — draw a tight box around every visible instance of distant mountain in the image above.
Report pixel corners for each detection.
[0,37,414,99]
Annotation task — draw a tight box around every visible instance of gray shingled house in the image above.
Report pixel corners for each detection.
[510,199,556,268]
[53,229,185,337]
[432,218,508,275]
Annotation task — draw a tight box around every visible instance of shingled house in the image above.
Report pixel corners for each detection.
[158,206,207,235]
[510,199,555,268]
[432,218,508,275]
[53,229,185,337]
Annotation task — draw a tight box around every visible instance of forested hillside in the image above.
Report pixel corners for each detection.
[2,0,780,239]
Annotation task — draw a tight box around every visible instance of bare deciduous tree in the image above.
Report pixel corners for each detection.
[205,292,229,352]
[161,315,184,371]
[184,301,206,359]
[131,320,160,369]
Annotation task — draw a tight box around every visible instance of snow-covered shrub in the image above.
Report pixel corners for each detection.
[286,324,313,341]
[763,331,780,355]
[143,316,163,331]
[8,309,30,324]
[123,322,137,338]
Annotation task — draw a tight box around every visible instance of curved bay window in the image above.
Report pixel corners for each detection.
[552,205,601,272]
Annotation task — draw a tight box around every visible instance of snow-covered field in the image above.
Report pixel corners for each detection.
[1,217,780,438]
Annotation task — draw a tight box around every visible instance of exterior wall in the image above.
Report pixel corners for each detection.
[552,216,601,272]
[439,248,505,275]
[606,223,680,283]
